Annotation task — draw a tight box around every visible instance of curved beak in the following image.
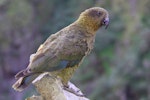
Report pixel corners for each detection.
[102,17,109,29]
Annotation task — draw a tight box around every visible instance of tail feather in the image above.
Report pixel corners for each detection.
[15,69,31,79]
[12,77,26,92]
[12,73,40,91]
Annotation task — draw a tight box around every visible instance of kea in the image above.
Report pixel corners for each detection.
[12,7,109,96]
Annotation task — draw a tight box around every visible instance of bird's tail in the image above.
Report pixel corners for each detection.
[12,70,40,92]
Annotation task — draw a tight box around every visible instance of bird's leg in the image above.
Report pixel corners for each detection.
[63,84,85,97]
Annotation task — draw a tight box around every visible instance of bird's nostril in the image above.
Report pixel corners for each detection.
[104,18,109,24]
[102,17,109,29]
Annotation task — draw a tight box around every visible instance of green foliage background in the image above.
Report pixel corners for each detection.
[0,0,150,100]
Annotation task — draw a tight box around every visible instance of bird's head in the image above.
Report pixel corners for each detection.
[76,7,109,33]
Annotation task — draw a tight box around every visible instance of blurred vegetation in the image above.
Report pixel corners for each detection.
[0,0,150,100]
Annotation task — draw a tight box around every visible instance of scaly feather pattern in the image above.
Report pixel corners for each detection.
[12,7,109,91]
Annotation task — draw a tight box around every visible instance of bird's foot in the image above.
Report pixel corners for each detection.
[63,85,85,97]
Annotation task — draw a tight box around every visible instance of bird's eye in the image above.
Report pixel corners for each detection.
[97,12,102,17]
[89,10,102,17]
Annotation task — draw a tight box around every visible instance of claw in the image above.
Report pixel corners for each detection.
[63,86,85,97]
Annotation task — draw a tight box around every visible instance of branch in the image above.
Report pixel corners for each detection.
[26,73,89,100]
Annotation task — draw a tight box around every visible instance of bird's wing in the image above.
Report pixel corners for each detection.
[26,29,83,71]
[26,32,63,73]
[15,26,88,79]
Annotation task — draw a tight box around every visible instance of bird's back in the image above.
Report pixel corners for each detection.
[51,23,96,84]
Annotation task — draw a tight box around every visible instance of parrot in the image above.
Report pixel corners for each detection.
[12,7,109,96]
